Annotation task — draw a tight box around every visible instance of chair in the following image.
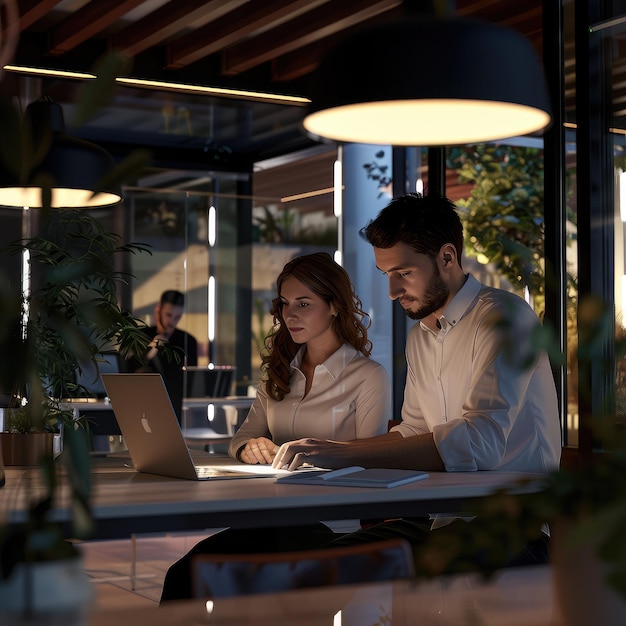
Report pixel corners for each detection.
[191,538,415,599]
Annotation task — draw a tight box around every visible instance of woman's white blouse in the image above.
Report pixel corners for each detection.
[229,344,391,459]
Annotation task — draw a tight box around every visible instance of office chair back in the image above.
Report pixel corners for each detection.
[192,538,415,599]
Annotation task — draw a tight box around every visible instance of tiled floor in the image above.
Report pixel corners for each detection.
[80,530,223,610]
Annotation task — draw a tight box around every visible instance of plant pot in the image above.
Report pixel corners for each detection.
[552,519,626,626]
[0,556,93,624]
[0,432,54,466]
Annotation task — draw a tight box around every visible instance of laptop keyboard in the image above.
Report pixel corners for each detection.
[194,465,262,478]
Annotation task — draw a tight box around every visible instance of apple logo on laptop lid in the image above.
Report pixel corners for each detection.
[141,413,152,434]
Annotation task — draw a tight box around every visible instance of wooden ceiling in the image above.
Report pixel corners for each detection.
[9,0,546,99]
[0,0,592,183]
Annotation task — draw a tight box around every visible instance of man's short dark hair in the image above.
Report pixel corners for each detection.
[359,193,464,263]
[160,290,185,307]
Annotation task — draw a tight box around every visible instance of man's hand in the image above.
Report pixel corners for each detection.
[240,437,279,464]
[271,432,444,472]
[146,334,169,361]
[272,438,349,470]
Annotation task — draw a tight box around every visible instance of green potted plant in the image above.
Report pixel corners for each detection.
[0,53,155,620]
[0,206,155,618]
[0,404,56,466]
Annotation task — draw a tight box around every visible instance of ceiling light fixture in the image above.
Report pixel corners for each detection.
[114,77,310,106]
[3,65,310,106]
[303,15,552,146]
[0,98,122,208]
[281,186,338,203]
[3,64,96,80]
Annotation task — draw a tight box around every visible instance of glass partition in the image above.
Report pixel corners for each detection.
[119,160,339,390]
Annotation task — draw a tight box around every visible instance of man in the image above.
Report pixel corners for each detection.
[141,289,198,422]
[273,193,561,473]
[160,194,561,602]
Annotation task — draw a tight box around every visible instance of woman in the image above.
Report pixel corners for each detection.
[160,252,390,603]
[230,251,390,465]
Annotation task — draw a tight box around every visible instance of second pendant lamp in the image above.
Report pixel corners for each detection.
[0,97,122,209]
[303,15,552,146]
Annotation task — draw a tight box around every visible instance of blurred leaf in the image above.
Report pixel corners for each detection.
[62,423,94,539]
[71,51,132,127]
[91,148,152,197]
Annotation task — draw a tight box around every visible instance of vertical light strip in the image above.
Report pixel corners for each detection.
[208,275,216,342]
[333,158,342,217]
[620,171,626,222]
[622,275,626,328]
[21,248,30,340]
[21,207,30,340]
[208,204,217,246]
[334,146,343,266]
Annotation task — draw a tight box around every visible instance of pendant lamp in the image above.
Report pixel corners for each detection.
[303,15,552,146]
[0,98,122,208]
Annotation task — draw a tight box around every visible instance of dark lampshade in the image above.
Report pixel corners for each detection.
[0,98,122,208]
[303,16,552,146]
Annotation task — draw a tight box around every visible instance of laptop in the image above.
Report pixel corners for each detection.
[75,352,123,399]
[184,366,235,398]
[101,373,277,481]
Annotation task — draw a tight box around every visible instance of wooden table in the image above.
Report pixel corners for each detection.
[87,564,560,626]
[1,457,544,540]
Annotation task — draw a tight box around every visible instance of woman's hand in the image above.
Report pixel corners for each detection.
[240,437,279,464]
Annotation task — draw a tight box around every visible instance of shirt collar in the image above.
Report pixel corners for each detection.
[439,273,481,328]
[290,343,358,379]
[419,273,481,331]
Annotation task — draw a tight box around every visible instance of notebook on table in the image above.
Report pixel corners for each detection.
[101,373,278,481]
[276,466,429,488]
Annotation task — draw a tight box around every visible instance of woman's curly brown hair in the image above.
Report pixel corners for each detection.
[261,252,372,401]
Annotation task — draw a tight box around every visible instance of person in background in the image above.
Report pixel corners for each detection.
[140,289,198,423]
[160,252,391,602]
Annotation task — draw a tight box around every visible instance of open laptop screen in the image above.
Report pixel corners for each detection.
[184,366,235,398]
[74,352,122,399]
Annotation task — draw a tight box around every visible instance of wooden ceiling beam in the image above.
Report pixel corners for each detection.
[47,0,146,55]
[271,40,329,83]
[18,0,64,30]
[166,0,329,70]
[112,0,248,58]
[220,0,401,75]
[271,2,405,82]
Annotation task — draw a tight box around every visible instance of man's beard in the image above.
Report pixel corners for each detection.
[404,268,449,321]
